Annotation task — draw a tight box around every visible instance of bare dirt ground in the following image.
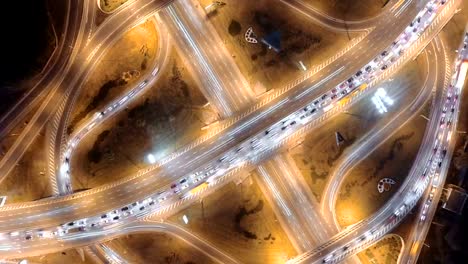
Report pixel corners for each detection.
[168,176,297,264]
[335,100,430,227]
[291,58,425,201]
[358,234,403,264]
[72,50,214,189]
[0,127,52,203]
[20,248,95,264]
[99,0,129,12]
[306,0,389,21]
[198,0,356,92]
[68,19,158,135]
[108,233,217,264]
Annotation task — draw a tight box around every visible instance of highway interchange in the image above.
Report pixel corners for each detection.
[0,0,467,263]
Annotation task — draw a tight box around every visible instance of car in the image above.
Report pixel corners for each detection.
[149,201,155,206]
[314,100,320,105]
[67,222,74,226]
[365,65,372,72]
[331,94,337,100]
[139,206,145,211]
[121,206,129,211]
[355,70,362,77]
[381,50,388,56]
[290,121,296,125]
[170,183,177,189]
[321,94,328,100]
[347,77,354,83]
[180,178,187,184]
[381,65,388,70]
[101,214,107,219]
[113,216,119,221]
[25,234,32,240]
[332,88,337,94]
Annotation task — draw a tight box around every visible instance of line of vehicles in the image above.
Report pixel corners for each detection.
[289,0,455,263]
[1,0,454,257]
[59,77,153,192]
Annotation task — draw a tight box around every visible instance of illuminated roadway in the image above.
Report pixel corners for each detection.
[321,36,445,232]
[158,0,255,117]
[0,0,174,184]
[399,28,468,264]
[278,0,406,32]
[56,15,173,195]
[257,153,333,252]
[0,0,454,257]
[0,0,462,261]
[288,2,464,263]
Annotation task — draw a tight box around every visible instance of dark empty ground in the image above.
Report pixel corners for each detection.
[68,20,158,134]
[109,233,216,264]
[200,0,353,91]
[335,103,429,227]
[168,176,297,264]
[71,52,214,188]
[307,0,390,21]
[358,234,403,264]
[19,248,95,264]
[0,0,62,115]
[291,58,425,201]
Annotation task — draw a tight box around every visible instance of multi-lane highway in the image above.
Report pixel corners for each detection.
[158,0,254,117]
[321,36,446,232]
[289,3,464,263]
[257,153,333,252]
[0,0,464,261]
[277,0,404,32]
[57,15,172,195]
[0,0,455,255]
[0,0,174,185]
[399,28,468,264]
